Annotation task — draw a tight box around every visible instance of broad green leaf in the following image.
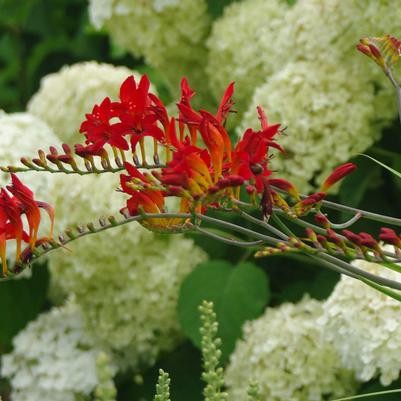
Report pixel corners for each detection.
[177,260,269,360]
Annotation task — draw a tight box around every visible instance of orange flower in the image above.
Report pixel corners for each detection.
[0,174,54,276]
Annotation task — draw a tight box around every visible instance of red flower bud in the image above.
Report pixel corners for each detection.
[207,185,220,194]
[268,178,300,201]
[358,232,378,248]
[342,230,362,245]
[379,227,401,246]
[326,228,341,244]
[321,163,357,192]
[246,185,256,195]
[314,213,330,228]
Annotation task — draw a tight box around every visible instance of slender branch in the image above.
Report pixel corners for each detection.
[194,226,264,248]
[1,162,161,176]
[276,209,401,261]
[271,214,295,237]
[327,212,362,229]
[330,388,401,401]
[317,252,401,290]
[321,199,401,227]
[235,210,288,240]
[386,68,401,126]
[271,186,401,227]
[195,214,280,246]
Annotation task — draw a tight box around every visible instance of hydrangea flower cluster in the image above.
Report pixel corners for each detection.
[206,0,289,115]
[0,112,57,192]
[225,296,358,401]
[320,252,401,386]
[49,218,206,369]
[88,0,211,101]
[240,61,380,191]
[207,0,401,191]
[27,62,144,143]
[1,301,113,401]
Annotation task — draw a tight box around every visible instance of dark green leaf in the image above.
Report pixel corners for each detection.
[177,260,269,360]
[0,263,49,351]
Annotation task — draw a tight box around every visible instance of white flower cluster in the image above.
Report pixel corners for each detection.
[27,62,141,144]
[1,301,112,401]
[47,172,207,369]
[320,256,401,386]
[206,0,289,114]
[88,0,211,100]
[207,0,401,191]
[0,111,57,196]
[240,61,380,192]
[225,296,358,401]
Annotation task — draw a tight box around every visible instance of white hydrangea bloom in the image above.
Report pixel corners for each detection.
[225,296,358,401]
[240,61,386,193]
[274,0,400,122]
[49,229,206,370]
[206,0,289,114]
[277,0,401,67]
[47,172,207,369]
[320,254,401,386]
[0,111,57,195]
[1,301,112,401]
[27,62,143,144]
[88,0,211,100]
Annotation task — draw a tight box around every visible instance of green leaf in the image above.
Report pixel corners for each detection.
[361,278,401,303]
[0,263,49,351]
[177,260,269,360]
[206,0,239,19]
[360,154,401,179]
[381,262,401,274]
[329,388,401,401]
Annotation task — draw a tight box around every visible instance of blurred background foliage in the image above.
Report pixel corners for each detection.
[1,0,401,400]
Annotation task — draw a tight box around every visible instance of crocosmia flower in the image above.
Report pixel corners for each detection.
[0,174,54,276]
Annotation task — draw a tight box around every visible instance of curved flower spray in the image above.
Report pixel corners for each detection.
[2,36,401,301]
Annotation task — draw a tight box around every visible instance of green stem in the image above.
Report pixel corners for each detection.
[330,388,401,401]
[271,214,295,237]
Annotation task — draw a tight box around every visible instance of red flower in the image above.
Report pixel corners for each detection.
[0,189,25,275]
[114,75,166,152]
[0,175,54,276]
[80,97,128,150]
[321,163,356,192]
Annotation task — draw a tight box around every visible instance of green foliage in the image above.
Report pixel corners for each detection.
[199,301,227,401]
[119,342,203,401]
[339,156,381,208]
[153,370,171,401]
[94,353,117,401]
[246,383,261,401]
[206,0,240,19]
[0,262,49,351]
[177,260,269,360]
[0,0,142,112]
